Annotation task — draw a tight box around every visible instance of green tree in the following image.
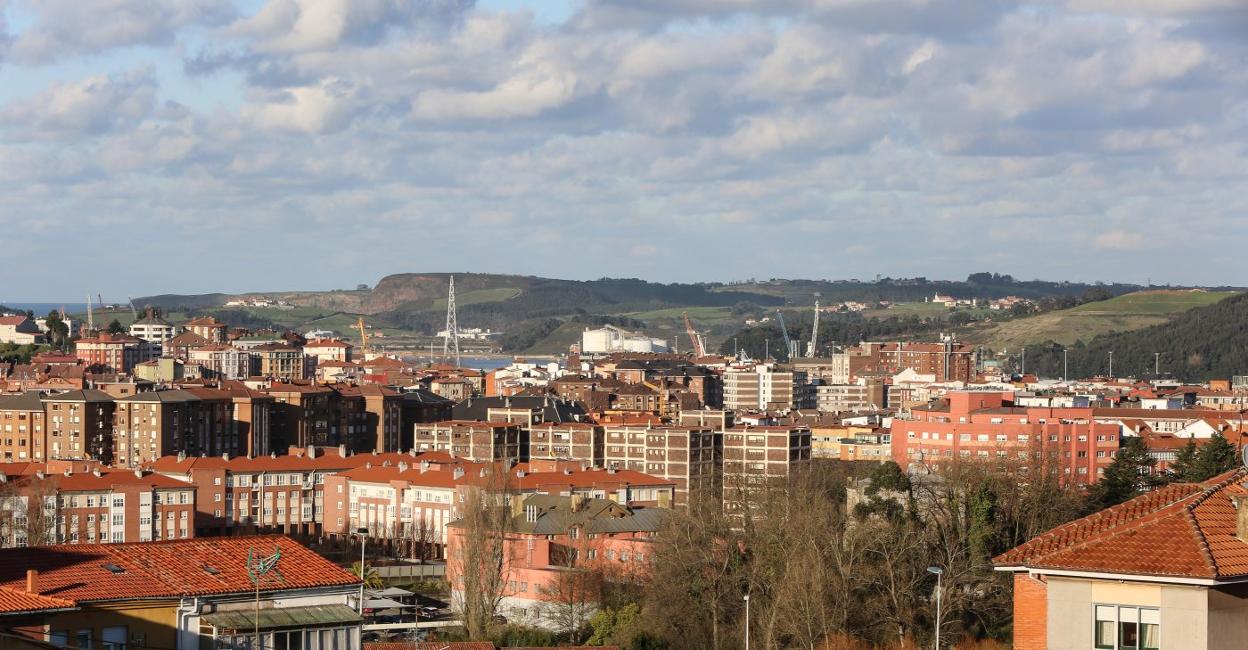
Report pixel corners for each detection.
[106,319,125,334]
[1169,439,1200,482]
[350,561,383,590]
[42,311,70,349]
[1192,433,1239,481]
[1090,436,1162,509]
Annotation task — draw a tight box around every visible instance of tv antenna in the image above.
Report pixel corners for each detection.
[247,545,284,650]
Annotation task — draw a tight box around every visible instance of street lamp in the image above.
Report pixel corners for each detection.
[743,594,750,650]
[927,566,943,650]
[357,527,369,614]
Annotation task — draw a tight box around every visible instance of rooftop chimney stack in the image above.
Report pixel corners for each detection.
[26,569,37,594]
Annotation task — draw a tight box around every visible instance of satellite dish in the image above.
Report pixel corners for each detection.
[1241,444,1248,470]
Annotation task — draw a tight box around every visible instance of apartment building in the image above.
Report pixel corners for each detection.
[0,466,196,545]
[220,382,276,458]
[303,339,353,364]
[183,316,229,343]
[149,446,419,537]
[42,390,115,463]
[253,343,311,381]
[74,333,150,374]
[848,340,976,383]
[268,382,334,449]
[891,392,1120,485]
[722,425,812,517]
[0,392,45,462]
[332,385,403,453]
[188,345,255,380]
[528,422,603,466]
[722,364,814,411]
[791,356,851,384]
[602,425,720,505]
[127,312,178,354]
[112,389,234,468]
[412,421,523,462]
[815,380,885,413]
[446,494,665,630]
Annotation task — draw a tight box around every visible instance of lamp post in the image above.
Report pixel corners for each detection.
[927,566,943,650]
[357,527,369,614]
[743,594,750,650]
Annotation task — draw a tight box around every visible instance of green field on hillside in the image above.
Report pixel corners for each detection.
[968,290,1238,350]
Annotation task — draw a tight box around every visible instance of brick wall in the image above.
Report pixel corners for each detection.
[1013,572,1047,650]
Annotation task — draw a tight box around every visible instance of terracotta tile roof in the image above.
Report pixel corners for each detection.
[10,469,194,492]
[995,470,1248,580]
[0,586,76,615]
[0,535,357,603]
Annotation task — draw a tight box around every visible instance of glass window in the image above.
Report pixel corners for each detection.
[1095,605,1116,649]
[1095,604,1159,650]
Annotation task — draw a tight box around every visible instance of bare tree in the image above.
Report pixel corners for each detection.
[450,468,515,639]
[541,561,603,637]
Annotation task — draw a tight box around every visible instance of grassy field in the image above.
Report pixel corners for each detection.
[968,290,1237,350]
[861,302,954,318]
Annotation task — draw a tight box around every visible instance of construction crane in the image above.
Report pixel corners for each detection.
[127,297,139,320]
[805,296,821,358]
[775,309,796,360]
[355,316,370,353]
[682,312,706,357]
[86,294,94,332]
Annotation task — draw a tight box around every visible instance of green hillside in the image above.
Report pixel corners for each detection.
[969,290,1236,350]
[1015,291,1248,381]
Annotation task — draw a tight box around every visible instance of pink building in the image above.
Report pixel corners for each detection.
[446,493,665,631]
[890,391,1120,485]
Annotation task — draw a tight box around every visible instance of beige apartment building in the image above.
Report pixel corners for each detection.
[602,424,720,505]
[412,421,523,462]
[722,425,811,518]
[722,363,814,411]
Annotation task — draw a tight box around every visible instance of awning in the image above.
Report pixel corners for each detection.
[363,598,411,610]
[366,587,413,598]
[202,604,362,631]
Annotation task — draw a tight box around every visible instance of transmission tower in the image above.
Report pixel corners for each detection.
[443,275,461,367]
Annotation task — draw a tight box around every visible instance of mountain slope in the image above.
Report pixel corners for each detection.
[969,290,1237,349]
[1017,291,1248,381]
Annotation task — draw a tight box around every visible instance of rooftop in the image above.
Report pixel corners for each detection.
[994,469,1248,580]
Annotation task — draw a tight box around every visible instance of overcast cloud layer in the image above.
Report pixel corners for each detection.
[1,0,1246,298]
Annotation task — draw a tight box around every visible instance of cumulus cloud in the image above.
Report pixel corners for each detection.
[1,69,158,137]
[230,0,473,53]
[7,0,234,64]
[1,0,1247,295]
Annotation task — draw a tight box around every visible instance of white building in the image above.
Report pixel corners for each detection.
[580,326,668,354]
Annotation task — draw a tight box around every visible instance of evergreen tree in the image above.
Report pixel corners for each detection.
[1090,436,1162,509]
[106,320,124,334]
[1169,439,1199,482]
[1192,432,1239,481]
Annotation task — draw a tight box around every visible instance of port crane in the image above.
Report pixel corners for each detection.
[682,312,706,357]
[775,309,797,360]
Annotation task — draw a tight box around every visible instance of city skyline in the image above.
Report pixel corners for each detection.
[2,0,1246,296]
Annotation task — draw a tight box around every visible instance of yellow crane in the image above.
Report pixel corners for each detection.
[355,316,370,352]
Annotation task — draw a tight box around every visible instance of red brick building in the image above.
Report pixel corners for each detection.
[890,391,1120,485]
[73,333,151,374]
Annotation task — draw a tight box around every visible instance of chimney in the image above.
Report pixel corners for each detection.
[307,444,315,458]
[571,493,586,512]
[26,569,37,594]
[420,460,430,473]
[338,444,347,457]
[222,453,230,461]
[178,451,186,461]
[134,469,142,478]
[398,462,408,472]
[1236,495,1248,544]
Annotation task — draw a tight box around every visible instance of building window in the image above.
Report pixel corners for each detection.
[1095,604,1159,650]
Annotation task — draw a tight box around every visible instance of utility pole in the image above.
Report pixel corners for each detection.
[743,594,750,650]
[927,566,944,649]
[1063,349,1068,382]
[1108,350,1114,379]
[1021,347,1026,376]
[1154,352,1160,376]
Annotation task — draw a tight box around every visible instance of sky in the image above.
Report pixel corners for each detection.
[1,0,1246,299]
